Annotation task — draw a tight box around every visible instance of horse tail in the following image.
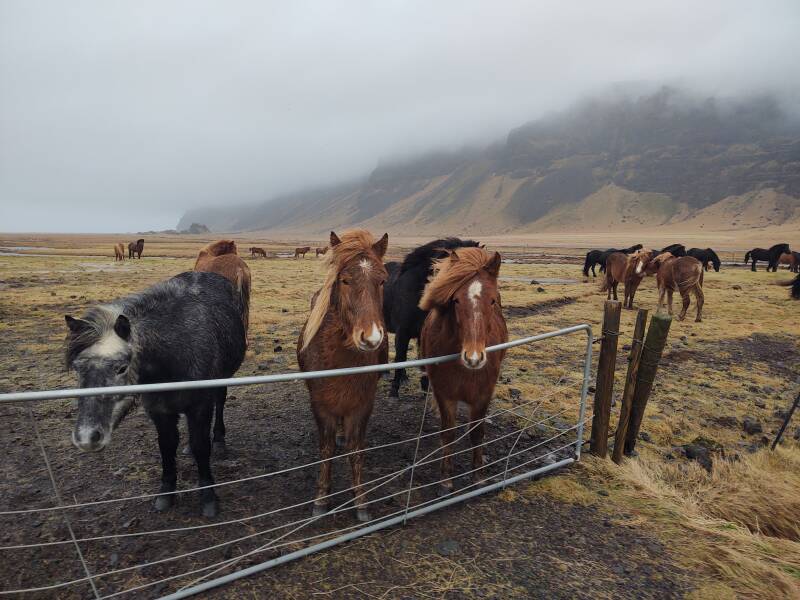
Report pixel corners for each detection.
[236,266,251,345]
[744,251,751,263]
[582,252,591,277]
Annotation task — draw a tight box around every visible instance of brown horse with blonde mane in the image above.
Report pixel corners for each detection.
[114,243,125,261]
[601,249,652,308]
[194,240,251,341]
[295,246,311,259]
[646,253,705,321]
[297,229,389,522]
[420,247,508,493]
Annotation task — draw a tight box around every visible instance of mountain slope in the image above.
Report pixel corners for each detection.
[178,89,800,235]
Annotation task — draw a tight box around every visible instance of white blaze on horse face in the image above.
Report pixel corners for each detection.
[365,323,382,345]
[359,258,372,273]
[468,280,482,309]
[635,259,644,275]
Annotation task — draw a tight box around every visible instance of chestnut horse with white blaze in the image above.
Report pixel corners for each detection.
[420,247,508,493]
[646,253,705,321]
[601,249,652,309]
[297,230,389,522]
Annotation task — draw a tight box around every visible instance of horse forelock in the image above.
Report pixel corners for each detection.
[65,304,123,368]
[419,247,497,310]
[301,229,383,351]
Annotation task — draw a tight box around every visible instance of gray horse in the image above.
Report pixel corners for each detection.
[65,271,246,517]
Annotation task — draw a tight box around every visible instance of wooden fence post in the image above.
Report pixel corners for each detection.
[589,300,622,457]
[624,313,672,455]
[612,309,648,464]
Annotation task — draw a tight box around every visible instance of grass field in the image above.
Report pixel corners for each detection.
[1,233,799,598]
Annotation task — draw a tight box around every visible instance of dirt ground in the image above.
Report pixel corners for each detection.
[1,233,798,599]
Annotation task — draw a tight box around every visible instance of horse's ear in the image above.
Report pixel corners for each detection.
[372,233,388,258]
[114,315,131,341]
[479,243,486,249]
[450,250,460,262]
[330,231,341,247]
[485,252,502,277]
[65,315,90,335]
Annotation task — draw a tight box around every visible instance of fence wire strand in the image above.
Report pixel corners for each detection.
[0,324,592,598]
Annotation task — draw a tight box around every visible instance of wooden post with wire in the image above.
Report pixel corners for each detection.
[590,300,622,457]
[612,309,648,464]
[624,313,672,455]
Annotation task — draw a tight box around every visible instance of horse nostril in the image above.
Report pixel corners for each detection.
[90,429,102,444]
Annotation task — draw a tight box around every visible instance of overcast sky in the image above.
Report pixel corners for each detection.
[1,1,799,233]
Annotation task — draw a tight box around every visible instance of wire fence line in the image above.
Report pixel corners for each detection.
[0,323,593,599]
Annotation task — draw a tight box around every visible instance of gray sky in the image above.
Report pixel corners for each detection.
[2,0,799,233]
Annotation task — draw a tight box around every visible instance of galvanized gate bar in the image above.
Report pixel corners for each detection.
[0,325,591,404]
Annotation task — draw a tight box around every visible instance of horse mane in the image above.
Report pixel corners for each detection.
[419,247,497,310]
[770,243,790,253]
[65,304,122,368]
[400,238,481,275]
[301,230,383,351]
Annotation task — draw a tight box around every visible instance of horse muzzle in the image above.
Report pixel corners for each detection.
[461,349,487,370]
[72,426,110,452]
[353,324,384,352]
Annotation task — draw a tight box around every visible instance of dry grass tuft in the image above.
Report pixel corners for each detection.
[582,448,800,599]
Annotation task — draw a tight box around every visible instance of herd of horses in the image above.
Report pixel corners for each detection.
[583,241,796,321]
[74,233,506,519]
[112,239,145,261]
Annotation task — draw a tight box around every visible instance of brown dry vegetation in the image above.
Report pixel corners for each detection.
[1,233,799,598]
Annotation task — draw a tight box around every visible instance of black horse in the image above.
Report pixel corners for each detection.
[744,243,790,272]
[383,237,481,398]
[582,244,642,277]
[65,271,246,517]
[687,248,721,272]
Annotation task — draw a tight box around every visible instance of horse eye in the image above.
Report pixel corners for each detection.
[491,298,497,305]
[453,298,459,304]
[341,278,350,286]
[117,365,128,375]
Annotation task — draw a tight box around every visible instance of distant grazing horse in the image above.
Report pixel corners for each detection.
[778,253,798,273]
[114,243,125,261]
[194,240,251,345]
[744,243,790,272]
[779,274,800,299]
[651,244,686,259]
[687,248,721,272]
[65,271,246,517]
[297,229,389,522]
[295,246,311,259]
[646,254,704,321]
[383,237,481,398]
[128,239,144,259]
[601,249,652,309]
[315,246,328,257]
[420,247,508,492]
[582,244,642,277]
[249,247,267,258]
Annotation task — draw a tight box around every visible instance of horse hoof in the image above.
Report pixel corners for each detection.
[695,318,702,323]
[356,508,371,523]
[213,441,227,458]
[154,494,175,512]
[182,444,192,456]
[201,498,219,518]
[312,504,329,518]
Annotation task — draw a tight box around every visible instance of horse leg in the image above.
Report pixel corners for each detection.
[612,281,619,301]
[468,403,489,484]
[694,285,704,322]
[312,409,336,517]
[152,411,180,512]
[751,259,757,272]
[186,400,218,517]
[344,410,371,522]
[591,263,596,277]
[678,289,690,321]
[667,289,674,315]
[437,395,458,495]
[390,329,411,399]
[212,387,227,457]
